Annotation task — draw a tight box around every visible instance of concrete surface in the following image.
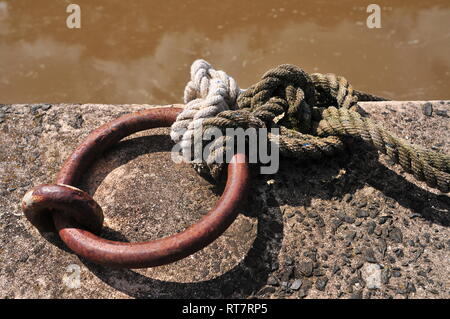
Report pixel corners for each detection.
[0,101,448,299]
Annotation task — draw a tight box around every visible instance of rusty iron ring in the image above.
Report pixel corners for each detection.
[22,107,249,268]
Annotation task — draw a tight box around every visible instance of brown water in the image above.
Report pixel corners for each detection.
[0,0,449,104]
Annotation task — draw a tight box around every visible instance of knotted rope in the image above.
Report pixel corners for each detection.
[170,60,243,162]
[171,60,450,193]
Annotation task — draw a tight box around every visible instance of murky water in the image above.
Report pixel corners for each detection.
[0,0,449,104]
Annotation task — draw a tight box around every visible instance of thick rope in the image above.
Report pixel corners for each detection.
[170,59,242,162]
[317,107,450,192]
[171,60,450,193]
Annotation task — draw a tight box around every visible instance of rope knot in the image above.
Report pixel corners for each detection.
[171,59,243,162]
[169,60,450,192]
[238,64,317,133]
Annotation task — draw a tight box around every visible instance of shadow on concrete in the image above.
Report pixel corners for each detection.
[81,134,175,196]
[342,141,449,227]
[274,139,449,226]
[81,199,284,298]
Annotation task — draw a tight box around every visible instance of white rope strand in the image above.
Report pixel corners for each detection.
[170,59,243,161]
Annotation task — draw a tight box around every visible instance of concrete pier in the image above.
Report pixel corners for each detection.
[0,101,448,298]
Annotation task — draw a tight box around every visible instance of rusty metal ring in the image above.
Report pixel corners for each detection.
[22,184,104,234]
[22,107,249,269]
